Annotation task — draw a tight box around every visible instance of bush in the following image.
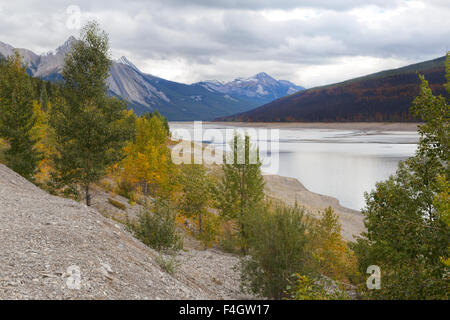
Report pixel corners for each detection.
[115,176,136,201]
[307,207,360,284]
[286,274,348,300]
[240,203,310,299]
[108,198,126,211]
[196,211,221,249]
[218,220,241,254]
[0,138,8,164]
[129,200,183,253]
[155,254,178,275]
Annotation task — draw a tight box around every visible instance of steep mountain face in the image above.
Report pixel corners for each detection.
[218,56,447,122]
[107,59,265,120]
[0,38,303,120]
[0,37,75,81]
[0,41,40,72]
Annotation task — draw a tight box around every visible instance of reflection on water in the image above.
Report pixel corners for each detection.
[170,122,418,211]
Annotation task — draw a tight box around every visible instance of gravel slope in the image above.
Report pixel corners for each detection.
[0,164,246,300]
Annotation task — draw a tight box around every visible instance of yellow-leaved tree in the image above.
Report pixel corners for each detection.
[117,112,177,201]
[307,207,359,283]
[32,100,57,184]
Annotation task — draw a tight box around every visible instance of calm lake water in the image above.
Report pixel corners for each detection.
[169,122,418,211]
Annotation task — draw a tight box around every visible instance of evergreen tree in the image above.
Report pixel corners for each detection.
[39,83,49,111]
[50,21,134,206]
[0,51,41,180]
[217,133,265,243]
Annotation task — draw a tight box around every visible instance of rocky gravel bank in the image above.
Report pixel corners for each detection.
[0,164,249,300]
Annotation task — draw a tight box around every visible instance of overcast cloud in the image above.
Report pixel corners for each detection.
[0,0,449,87]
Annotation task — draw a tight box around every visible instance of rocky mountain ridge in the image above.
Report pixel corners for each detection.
[0,38,303,120]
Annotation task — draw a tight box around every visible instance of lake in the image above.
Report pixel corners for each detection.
[169,122,419,211]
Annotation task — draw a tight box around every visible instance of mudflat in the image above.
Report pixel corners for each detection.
[207,122,419,132]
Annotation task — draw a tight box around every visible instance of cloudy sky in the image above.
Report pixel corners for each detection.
[0,0,449,87]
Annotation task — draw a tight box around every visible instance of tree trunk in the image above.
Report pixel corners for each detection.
[199,214,203,234]
[85,184,91,206]
[144,181,148,195]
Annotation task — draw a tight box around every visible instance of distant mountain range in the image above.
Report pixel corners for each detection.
[196,73,302,106]
[0,37,303,120]
[217,56,447,122]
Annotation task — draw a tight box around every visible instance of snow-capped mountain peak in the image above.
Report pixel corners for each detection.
[254,72,272,79]
[203,79,225,85]
[195,72,304,100]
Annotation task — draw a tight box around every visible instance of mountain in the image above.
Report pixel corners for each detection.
[195,72,303,106]
[217,56,447,122]
[0,37,76,81]
[0,38,303,120]
[107,59,268,120]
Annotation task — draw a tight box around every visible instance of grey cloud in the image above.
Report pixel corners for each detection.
[156,0,403,11]
[0,0,448,87]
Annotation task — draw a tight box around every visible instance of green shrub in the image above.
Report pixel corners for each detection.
[286,274,348,300]
[0,138,8,164]
[130,200,183,253]
[240,203,310,299]
[196,212,221,249]
[115,177,135,200]
[155,254,178,275]
[306,207,360,284]
[218,220,241,254]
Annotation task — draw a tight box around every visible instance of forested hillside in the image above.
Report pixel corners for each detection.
[218,56,447,122]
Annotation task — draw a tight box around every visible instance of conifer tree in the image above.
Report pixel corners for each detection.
[0,51,41,180]
[50,21,134,206]
[39,83,49,111]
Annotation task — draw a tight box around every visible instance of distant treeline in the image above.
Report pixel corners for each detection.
[0,56,62,110]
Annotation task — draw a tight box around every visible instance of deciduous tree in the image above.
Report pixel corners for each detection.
[217,133,265,243]
[354,52,450,299]
[50,21,134,205]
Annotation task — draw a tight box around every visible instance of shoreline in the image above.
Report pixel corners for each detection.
[173,140,365,242]
[263,174,364,242]
[171,121,419,132]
